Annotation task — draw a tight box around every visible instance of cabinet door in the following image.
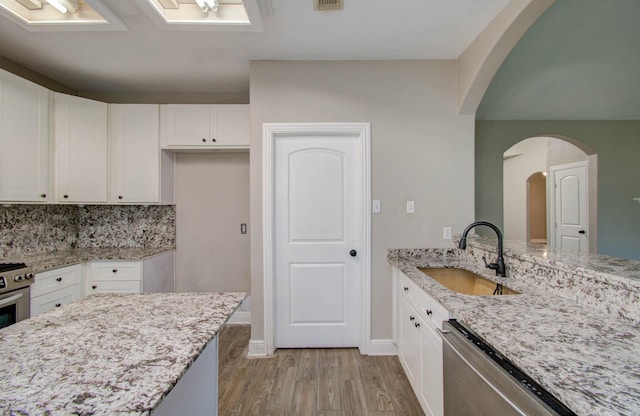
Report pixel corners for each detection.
[419,324,444,416]
[55,93,108,203]
[0,70,50,202]
[398,296,421,387]
[210,105,249,147]
[163,104,211,147]
[110,104,160,203]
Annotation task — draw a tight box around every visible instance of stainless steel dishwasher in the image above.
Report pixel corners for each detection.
[440,320,577,416]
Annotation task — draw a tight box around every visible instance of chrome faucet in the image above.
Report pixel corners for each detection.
[458,221,507,277]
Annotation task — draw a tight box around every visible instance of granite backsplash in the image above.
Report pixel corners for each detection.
[0,205,175,257]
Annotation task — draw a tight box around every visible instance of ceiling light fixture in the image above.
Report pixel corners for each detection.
[44,0,79,14]
[15,0,42,10]
[194,0,219,14]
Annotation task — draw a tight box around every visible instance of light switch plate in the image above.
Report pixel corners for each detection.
[372,200,381,213]
[443,227,452,240]
[406,200,415,214]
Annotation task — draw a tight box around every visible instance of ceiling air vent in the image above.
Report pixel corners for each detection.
[314,0,343,11]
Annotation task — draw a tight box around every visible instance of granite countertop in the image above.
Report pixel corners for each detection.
[388,249,640,416]
[3,247,176,274]
[0,292,245,415]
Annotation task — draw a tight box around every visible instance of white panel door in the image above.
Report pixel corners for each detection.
[552,162,588,252]
[274,134,363,348]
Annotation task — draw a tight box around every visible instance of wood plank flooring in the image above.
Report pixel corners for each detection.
[218,325,424,416]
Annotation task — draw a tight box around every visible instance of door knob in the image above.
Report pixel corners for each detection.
[578,230,586,234]
[349,249,357,257]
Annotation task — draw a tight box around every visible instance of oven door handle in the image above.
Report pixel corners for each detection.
[0,292,24,307]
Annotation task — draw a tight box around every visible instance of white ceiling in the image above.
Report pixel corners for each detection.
[0,0,509,94]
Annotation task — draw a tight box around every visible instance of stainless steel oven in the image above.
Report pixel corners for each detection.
[440,320,577,416]
[0,263,34,329]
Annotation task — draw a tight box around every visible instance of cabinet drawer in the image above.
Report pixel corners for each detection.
[88,280,141,294]
[32,264,82,298]
[31,284,82,317]
[398,272,422,304]
[416,291,450,331]
[90,261,141,281]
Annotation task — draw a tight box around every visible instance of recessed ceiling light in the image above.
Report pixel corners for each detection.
[0,0,126,30]
[140,0,263,31]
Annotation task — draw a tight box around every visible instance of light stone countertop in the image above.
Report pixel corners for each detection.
[4,247,175,274]
[0,292,245,415]
[388,248,640,416]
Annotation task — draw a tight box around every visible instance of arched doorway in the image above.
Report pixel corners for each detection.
[503,136,597,252]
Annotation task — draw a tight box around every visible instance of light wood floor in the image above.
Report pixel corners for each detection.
[218,325,424,416]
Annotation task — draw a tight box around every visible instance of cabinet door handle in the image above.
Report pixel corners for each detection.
[55,303,62,308]
[118,195,123,200]
[63,194,69,199]
[112,269,118,273]
[41,193,47,198]
[409,316,415,321]
[56,277,62,282]
[426,309,433,316]
[212,138,217,142]
[403,287,409,292]
[414,322,420,328]
[92,285,98,289]
[202,138,207,142]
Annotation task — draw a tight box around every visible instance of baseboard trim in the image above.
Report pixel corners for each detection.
[367,339,397,356]
[247,340,268,357]
[227,310,251,325]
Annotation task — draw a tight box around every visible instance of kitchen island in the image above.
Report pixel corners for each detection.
[388,240,640,416]
[0,292,245,415]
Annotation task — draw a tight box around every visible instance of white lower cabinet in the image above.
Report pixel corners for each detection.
[87,261,142,294]
[31,264,82,317]
[87,252,174,295]
[395,267,447,416]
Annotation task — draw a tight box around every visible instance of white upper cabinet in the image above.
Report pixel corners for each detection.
[54,93,108,203]
[109,104,174,204]
[160,104,249,149]
[0,69,50,202]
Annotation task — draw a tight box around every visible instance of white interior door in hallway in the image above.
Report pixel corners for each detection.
[550,161,588,252]
[266,123,370,350]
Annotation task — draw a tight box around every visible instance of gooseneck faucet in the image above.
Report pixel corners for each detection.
[458,221,507,277]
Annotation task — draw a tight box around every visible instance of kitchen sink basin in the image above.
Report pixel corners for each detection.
[418,267,520,296]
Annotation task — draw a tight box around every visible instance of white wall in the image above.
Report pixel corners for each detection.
[503,137,551,241]
[249,60,475,342]
[175,153,250,293]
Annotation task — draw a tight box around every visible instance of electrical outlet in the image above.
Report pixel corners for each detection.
[443,227,452,240]
[406,200,415,214]
[372,200,381,213]
[241,223,247,234]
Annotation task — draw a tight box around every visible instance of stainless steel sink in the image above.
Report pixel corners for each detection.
[418,267,520,296]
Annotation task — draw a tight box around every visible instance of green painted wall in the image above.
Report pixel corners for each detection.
[476,120,640,260]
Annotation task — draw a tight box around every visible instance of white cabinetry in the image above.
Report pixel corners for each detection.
[160,104,249,149]
[87,251,174,294]
[109,104,174,204]
[87,261,142,294]
[0,69,50,202]
[394,267,448,416]
[54,93,108,203]
[31,264,82,317]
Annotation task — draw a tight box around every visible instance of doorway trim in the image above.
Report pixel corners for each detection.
[262,122,371,356]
